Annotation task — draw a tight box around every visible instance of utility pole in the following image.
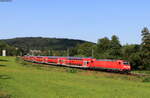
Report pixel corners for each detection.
[92,48,94,57]
[67,49,69,57]
[48,50,50,56]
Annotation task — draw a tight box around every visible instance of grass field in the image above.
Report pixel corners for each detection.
[0,56,150,98]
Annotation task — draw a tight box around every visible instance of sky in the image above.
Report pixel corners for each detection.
[0,0,150,44]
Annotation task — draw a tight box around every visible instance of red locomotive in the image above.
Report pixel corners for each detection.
[22,56,131,72]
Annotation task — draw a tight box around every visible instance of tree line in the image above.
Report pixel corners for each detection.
[0,27,149,70]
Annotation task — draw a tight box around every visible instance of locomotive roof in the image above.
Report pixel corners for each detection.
[97,59,116,61]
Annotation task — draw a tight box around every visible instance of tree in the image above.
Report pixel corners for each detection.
[97,37,110,52]
[141,27,150,51]
[141,27,150,69]
[76,43,95,57]
[69,47,78,56]
[122,44,142,69]
[109,35,122,59]
[96,37,111,58]
[96,35,122,59]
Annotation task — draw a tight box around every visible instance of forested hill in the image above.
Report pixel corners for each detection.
[1,37,92,50]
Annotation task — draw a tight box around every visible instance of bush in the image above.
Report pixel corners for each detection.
[66,68,78,73]
[15,57,29,65]
[15,57,20,62]
[21,61,29,65]
[142,77,150,82]
[0,91,11,98]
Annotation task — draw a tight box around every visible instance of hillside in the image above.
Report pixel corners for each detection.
[1,37,92,50]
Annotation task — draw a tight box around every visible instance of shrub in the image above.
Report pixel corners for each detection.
[15,57,20,62]
[15,57,29,66]
[0,91,11,98]
[66,68,78,73]
[142,77,150,82]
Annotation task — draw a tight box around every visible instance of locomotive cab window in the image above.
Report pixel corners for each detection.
[123,62,129,65]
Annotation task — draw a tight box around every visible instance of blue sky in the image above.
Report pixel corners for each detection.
[0,0,150,44]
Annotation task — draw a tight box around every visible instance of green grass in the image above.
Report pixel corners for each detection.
[0,56,150,98]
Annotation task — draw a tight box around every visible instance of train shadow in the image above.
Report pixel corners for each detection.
[0,64,6,67]
[0,59,9,62]
[47,64,129,74]
[0,75,11,80]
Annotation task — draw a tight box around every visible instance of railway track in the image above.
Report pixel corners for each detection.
[127,72,150,77]
[23,59,150,77]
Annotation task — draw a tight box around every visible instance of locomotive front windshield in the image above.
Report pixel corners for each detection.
[123,62,129,65]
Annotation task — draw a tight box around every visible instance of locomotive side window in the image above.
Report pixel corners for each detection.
[123,62,129,65]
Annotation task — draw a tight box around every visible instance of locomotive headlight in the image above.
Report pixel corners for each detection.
[128,66,131,69]
[124,66,130,69]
